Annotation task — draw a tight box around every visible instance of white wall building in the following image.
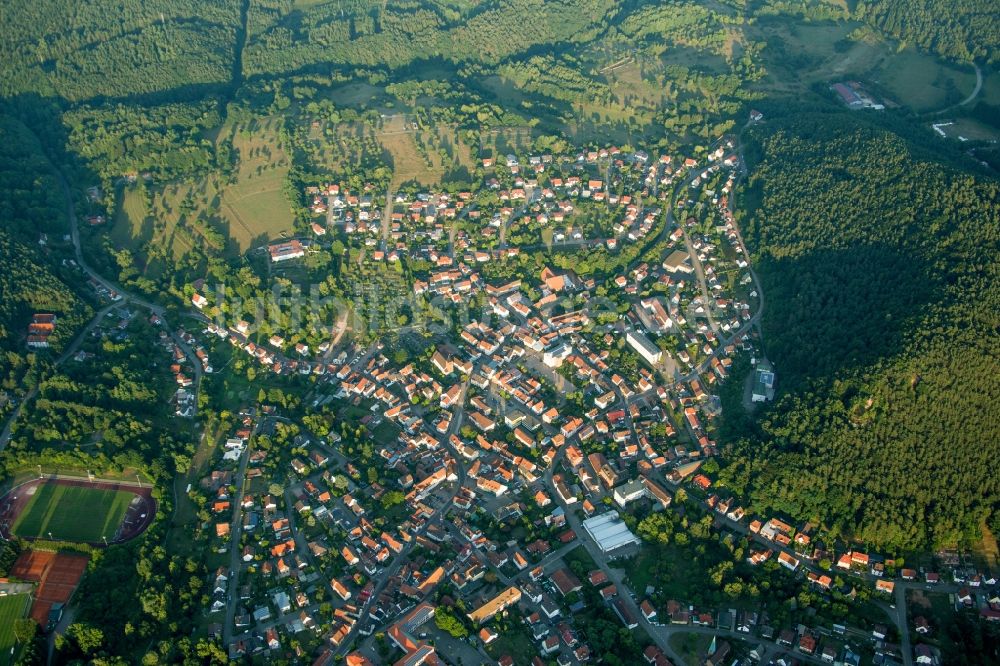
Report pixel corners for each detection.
[626,329,662,365]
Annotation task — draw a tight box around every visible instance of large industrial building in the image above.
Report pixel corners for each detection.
[582,511,641,553]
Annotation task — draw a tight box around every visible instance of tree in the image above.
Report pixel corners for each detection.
[381,490,405,509]
[67,623,105,655]
[434,609,469,639]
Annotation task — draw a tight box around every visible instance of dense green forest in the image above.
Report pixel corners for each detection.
[2,0,994,103]
[0,114,68,240]
[63,101,223,182]
[1,0,240,100]
[856,0,1000,64]
[722,112,1000,552]
[243,0,621,75]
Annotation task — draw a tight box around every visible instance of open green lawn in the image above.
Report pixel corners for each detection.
[935,118,1000,142]
[868,49,975,111]
[12,483,133,543]
[669,632,715,666]
[0,594,30,665]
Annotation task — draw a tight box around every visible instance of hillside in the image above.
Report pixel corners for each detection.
[724,112,1000,551]
[0,113,93,400]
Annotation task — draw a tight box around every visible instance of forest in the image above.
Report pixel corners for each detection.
[722,110,1000,552]
[2,0,995,103]
[0,109,96,412]
[855,0,1000,64]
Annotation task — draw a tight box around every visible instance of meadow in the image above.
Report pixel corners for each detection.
[112,116,296,261]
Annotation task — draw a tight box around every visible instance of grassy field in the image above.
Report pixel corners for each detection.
[868,49,975,112]
[0,594,30,666]
[750,20,885,93]
[221,117,295,248]
[13,483,133,543]
[749,19,975,112]
[934,118,1000,142]
[981,69,1000,106]
[563,543,599,573]
[381,130,441,186]
[484,625,536,665]
[906,588,955,634]
[669,632,715,666]
[973,521,1000,570]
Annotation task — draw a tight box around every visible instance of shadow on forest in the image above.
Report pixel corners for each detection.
[752,242,941,392]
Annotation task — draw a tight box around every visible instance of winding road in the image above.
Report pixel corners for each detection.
[931,62,983,115]
[0,157,205,451]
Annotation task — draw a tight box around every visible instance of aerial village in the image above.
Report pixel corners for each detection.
[180,140,999,666]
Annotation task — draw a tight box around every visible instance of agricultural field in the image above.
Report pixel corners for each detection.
[112,116,295,260]
[12,483,133,543]
[0,594,30,666]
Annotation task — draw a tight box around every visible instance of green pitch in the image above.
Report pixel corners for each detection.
[0,593,30,665]
[12,483,133,543]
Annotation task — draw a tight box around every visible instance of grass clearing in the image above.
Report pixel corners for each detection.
[972,521,1000,569]
[934,118,1000,143]
[484,624,536,665]
[326,82,384,107]
[981,69,1000,106]
[750,19,878,92]
[221,117,295,248]
[13,483,133,543]
[668,631,714,666]
[868,49,975,112]
[0,594,30,666]
[381,130,442,187]
[907,588,955,635]
[307,113,477,188]
[564,543,599,573]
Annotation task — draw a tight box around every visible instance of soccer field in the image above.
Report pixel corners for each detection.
[0,593,30,665]
[12,483,134,543]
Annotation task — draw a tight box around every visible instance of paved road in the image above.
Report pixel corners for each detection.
[679,222,720,335]
[893,585,914,666]
[222,420,257,645]
[381,187,394,250]
[54,166,205,396]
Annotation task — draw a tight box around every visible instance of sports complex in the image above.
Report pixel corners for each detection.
[0,476,156,545]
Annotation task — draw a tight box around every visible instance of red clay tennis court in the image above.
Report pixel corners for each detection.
[10,549,89,625]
